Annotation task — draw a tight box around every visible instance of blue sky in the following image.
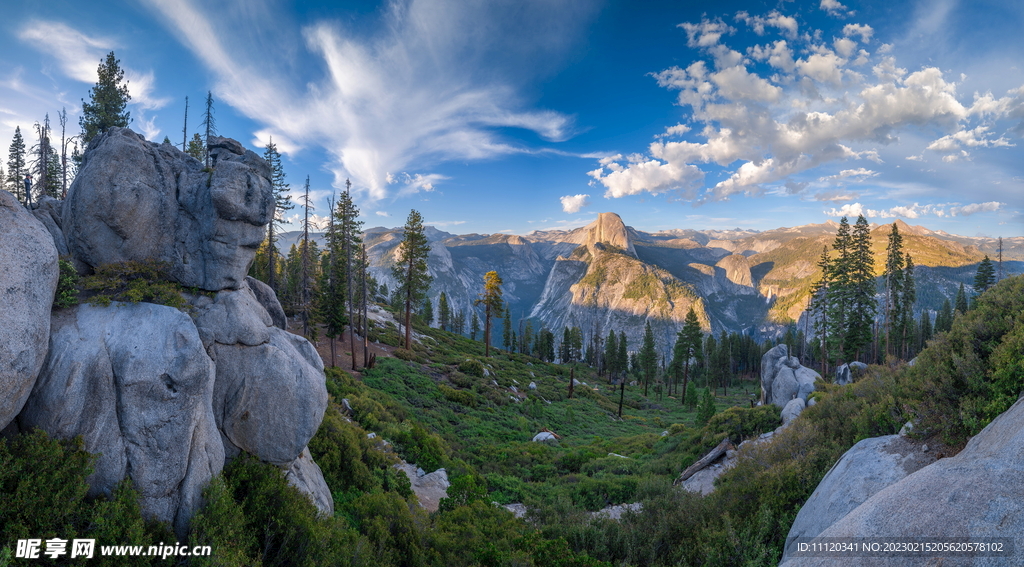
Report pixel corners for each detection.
[3,0,1023,238]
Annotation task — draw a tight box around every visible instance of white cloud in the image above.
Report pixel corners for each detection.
[735,11,798,38]
[387,172,448,195]
[135,112,161,141]
[654,123,691,138]
[18,20,170,110]
[825,201,1004,218]
[820,0,854,18]
[375,211,390,217]
[815,190,859,202]
[678,18,734,48]
[143,0,590,201]
[843,24,874,42]
[925,126,1013,153]
[588,10,1017,206]
[559,193,590,213]
[424,220,466,227]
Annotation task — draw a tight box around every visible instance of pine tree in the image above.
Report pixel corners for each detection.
[936,298,953,333]
[201,91,216,167]
[695,388,716,425]
[671,307,703,405]
[475,271,504,357]
[502,309,513,351]
[684,381,699,410]
[974,256,996,294]
[80,52,130,146]
[845,216,876,360]
[810,245,832,377]
[319,195,347,367]
[7,127,27,204]
[604,329,618,380]
[186,133,206,162]
[298,176,316,338]
[900,254,916,359]
[391,210,432,349]
[452,310,465,336]
[470,311,480,341]
[639,321,657,397]
[917,310,932,353]
[58,108,72,198]
[439,292,451,332]
[262,141,293,293]
[955,283,968,314]
[883,223,905,358]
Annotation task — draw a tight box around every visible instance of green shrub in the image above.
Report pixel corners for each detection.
[439,384,478,407]
[459,358,486,377]
[705,405,780,443]
[82,259,193,312]
[695,388,716,425]
[54,257,79,309]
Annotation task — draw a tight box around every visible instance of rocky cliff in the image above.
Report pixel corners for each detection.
[0,128,330,538]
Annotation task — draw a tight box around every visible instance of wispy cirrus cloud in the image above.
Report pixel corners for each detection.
[18,20,170,111]
[142,0,597,201]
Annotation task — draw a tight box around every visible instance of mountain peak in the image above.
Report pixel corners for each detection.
[584,212,636,257]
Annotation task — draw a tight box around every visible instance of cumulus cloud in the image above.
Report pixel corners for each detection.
[559,193,590,213]
[815,190,859,202]
[820,0,854,18]
[588,9,1020,209]
[825,201,1004,218]
[375,210,390,217]
[735,11,798,38]
[19,20,170,109]
[142,0,593,201]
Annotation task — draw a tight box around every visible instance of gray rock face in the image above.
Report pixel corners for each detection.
[785,397,1024,566]
[31,206,69,257]
[212,326,327,464]
[781,435,936,563]
[0,190,58,431]
[63,128,273,291]
[190,287,273,349]
[245,276,286,329]
[283,447,334,517]
[396,463,450,513]
[834,363,852,385]
[19,303,223,539]
[781,398,806,424]
[761,344,819,406]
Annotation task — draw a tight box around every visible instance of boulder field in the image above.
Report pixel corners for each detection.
[0,128,330,538]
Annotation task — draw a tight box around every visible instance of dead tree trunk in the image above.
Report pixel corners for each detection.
[673,438,732,485]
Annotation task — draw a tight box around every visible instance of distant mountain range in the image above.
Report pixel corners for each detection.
[278,216,1023,356]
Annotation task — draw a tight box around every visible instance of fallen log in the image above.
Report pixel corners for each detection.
[673,438,732,486]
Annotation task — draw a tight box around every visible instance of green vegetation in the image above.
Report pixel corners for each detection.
[8,265,1023,565]
[53,257,80,309]
[80,259,201,311]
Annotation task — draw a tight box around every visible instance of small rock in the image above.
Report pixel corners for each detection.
[528,382,537,390]
[367,432,377,439]
[899,421,913,436]
[503,503,527,518]
[532,432,557,442]
[922,444,929,453]
[608,453,628,459]
[509,385,518,393]
[661,430,669,436]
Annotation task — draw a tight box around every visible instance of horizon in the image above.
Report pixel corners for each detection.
[3,0,1023,238]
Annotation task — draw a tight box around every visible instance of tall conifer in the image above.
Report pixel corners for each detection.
[391,210,432,349]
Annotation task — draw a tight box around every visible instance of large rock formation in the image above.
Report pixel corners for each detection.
[20,303,223,538]
[63,128,274,291]
[780,435,937,563]
[0,190,58,431]
[761,344,819,407]
[784,397,1024,566]
[6,130,332,536]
